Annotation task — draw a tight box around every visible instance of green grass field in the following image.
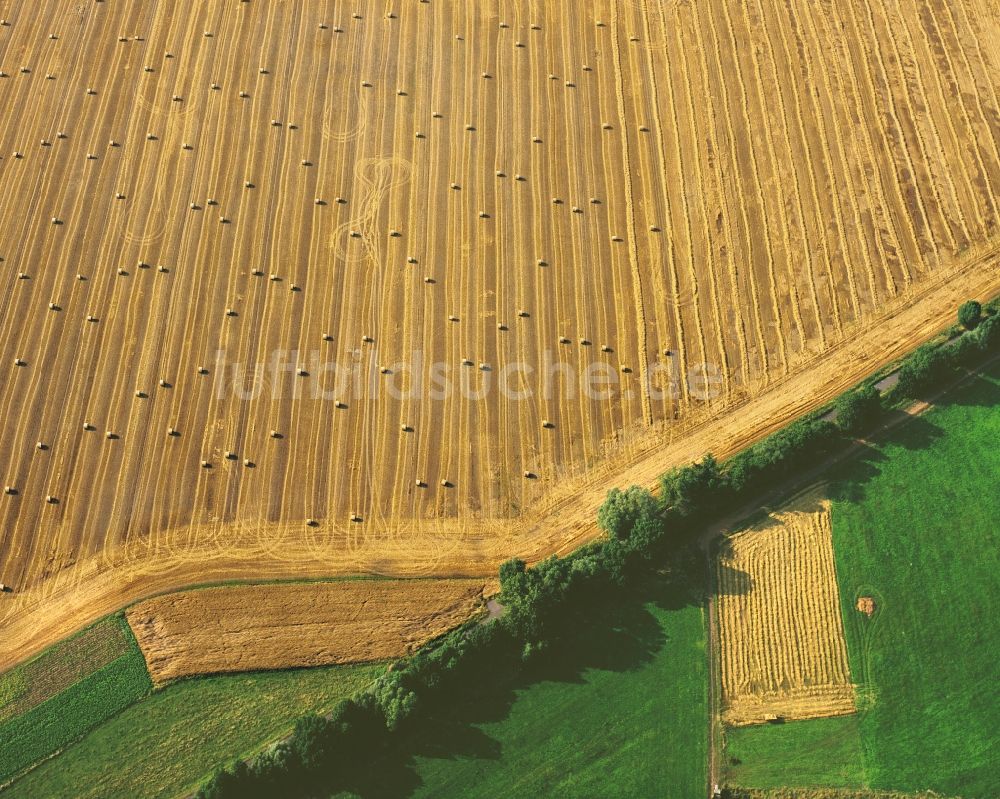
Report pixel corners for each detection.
[725,361,1000,798]
[345,575,709,799]
[5,664,384,799]
[725,716,865,789]
[0,615,151,784]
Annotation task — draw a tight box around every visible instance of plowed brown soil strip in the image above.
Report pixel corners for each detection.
[126,578,495,685]
[1,1,999,673]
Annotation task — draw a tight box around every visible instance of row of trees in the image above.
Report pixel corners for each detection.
[836,298,998,430]
[198,629,520,798]
[893,300,999,398]
[196,299,998,798]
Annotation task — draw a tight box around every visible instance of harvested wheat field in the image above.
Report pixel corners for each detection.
[126,578,495,685]
[1,0,1000,672]
[717,493,855,726]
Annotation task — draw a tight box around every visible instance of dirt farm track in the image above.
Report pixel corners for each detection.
[1,0,1000,671]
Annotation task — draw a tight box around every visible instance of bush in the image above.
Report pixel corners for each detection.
[894,345,949,398]
[660,455,725,519]
[942,331,982,366]
[247,742,296,790]
[196,761,254,799]
[498,558,529,606]
[626,508,666,559]
[958,299,982,330]
[597,486,658,540]
[405,619,514,702]
[835,384,883,434]
[725,419,838,497]
[328,695,385,756]
[290,714,337,774]
[497,548,625,651]
[976,311,1000,351]
[371,671,420,732]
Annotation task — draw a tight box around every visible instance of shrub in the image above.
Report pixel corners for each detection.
[894,345,949,398]
[497,550,620,650]
[835,384,882,434]
[371,671,420,732]
[520,639,550,663]
[290,714,337,774]
[976,311,1000,351]
[598,537,631,584]
[247,742,296,789]
[942,331,982,366]
[597,486,658,540]
[328,695,384,756]
[196,761,254,799]
[626,509,666,559]
[725,419,838,497]
[498,558,529,605]
[958,299,982,330]
[660,455,725,518]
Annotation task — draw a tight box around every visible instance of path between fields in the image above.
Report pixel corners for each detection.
[0,256,998,675]
[701,355,998,796]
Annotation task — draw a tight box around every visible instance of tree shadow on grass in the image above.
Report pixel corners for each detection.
[930,366,1000,409]
[336,570,704,799]
[827,414,944,506]
[868,409,944,452]
[826,443,884,506]
[885,413,944,452]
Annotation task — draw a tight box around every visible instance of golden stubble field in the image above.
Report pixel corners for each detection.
[1,0,999,670]
[716,493,856,726]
